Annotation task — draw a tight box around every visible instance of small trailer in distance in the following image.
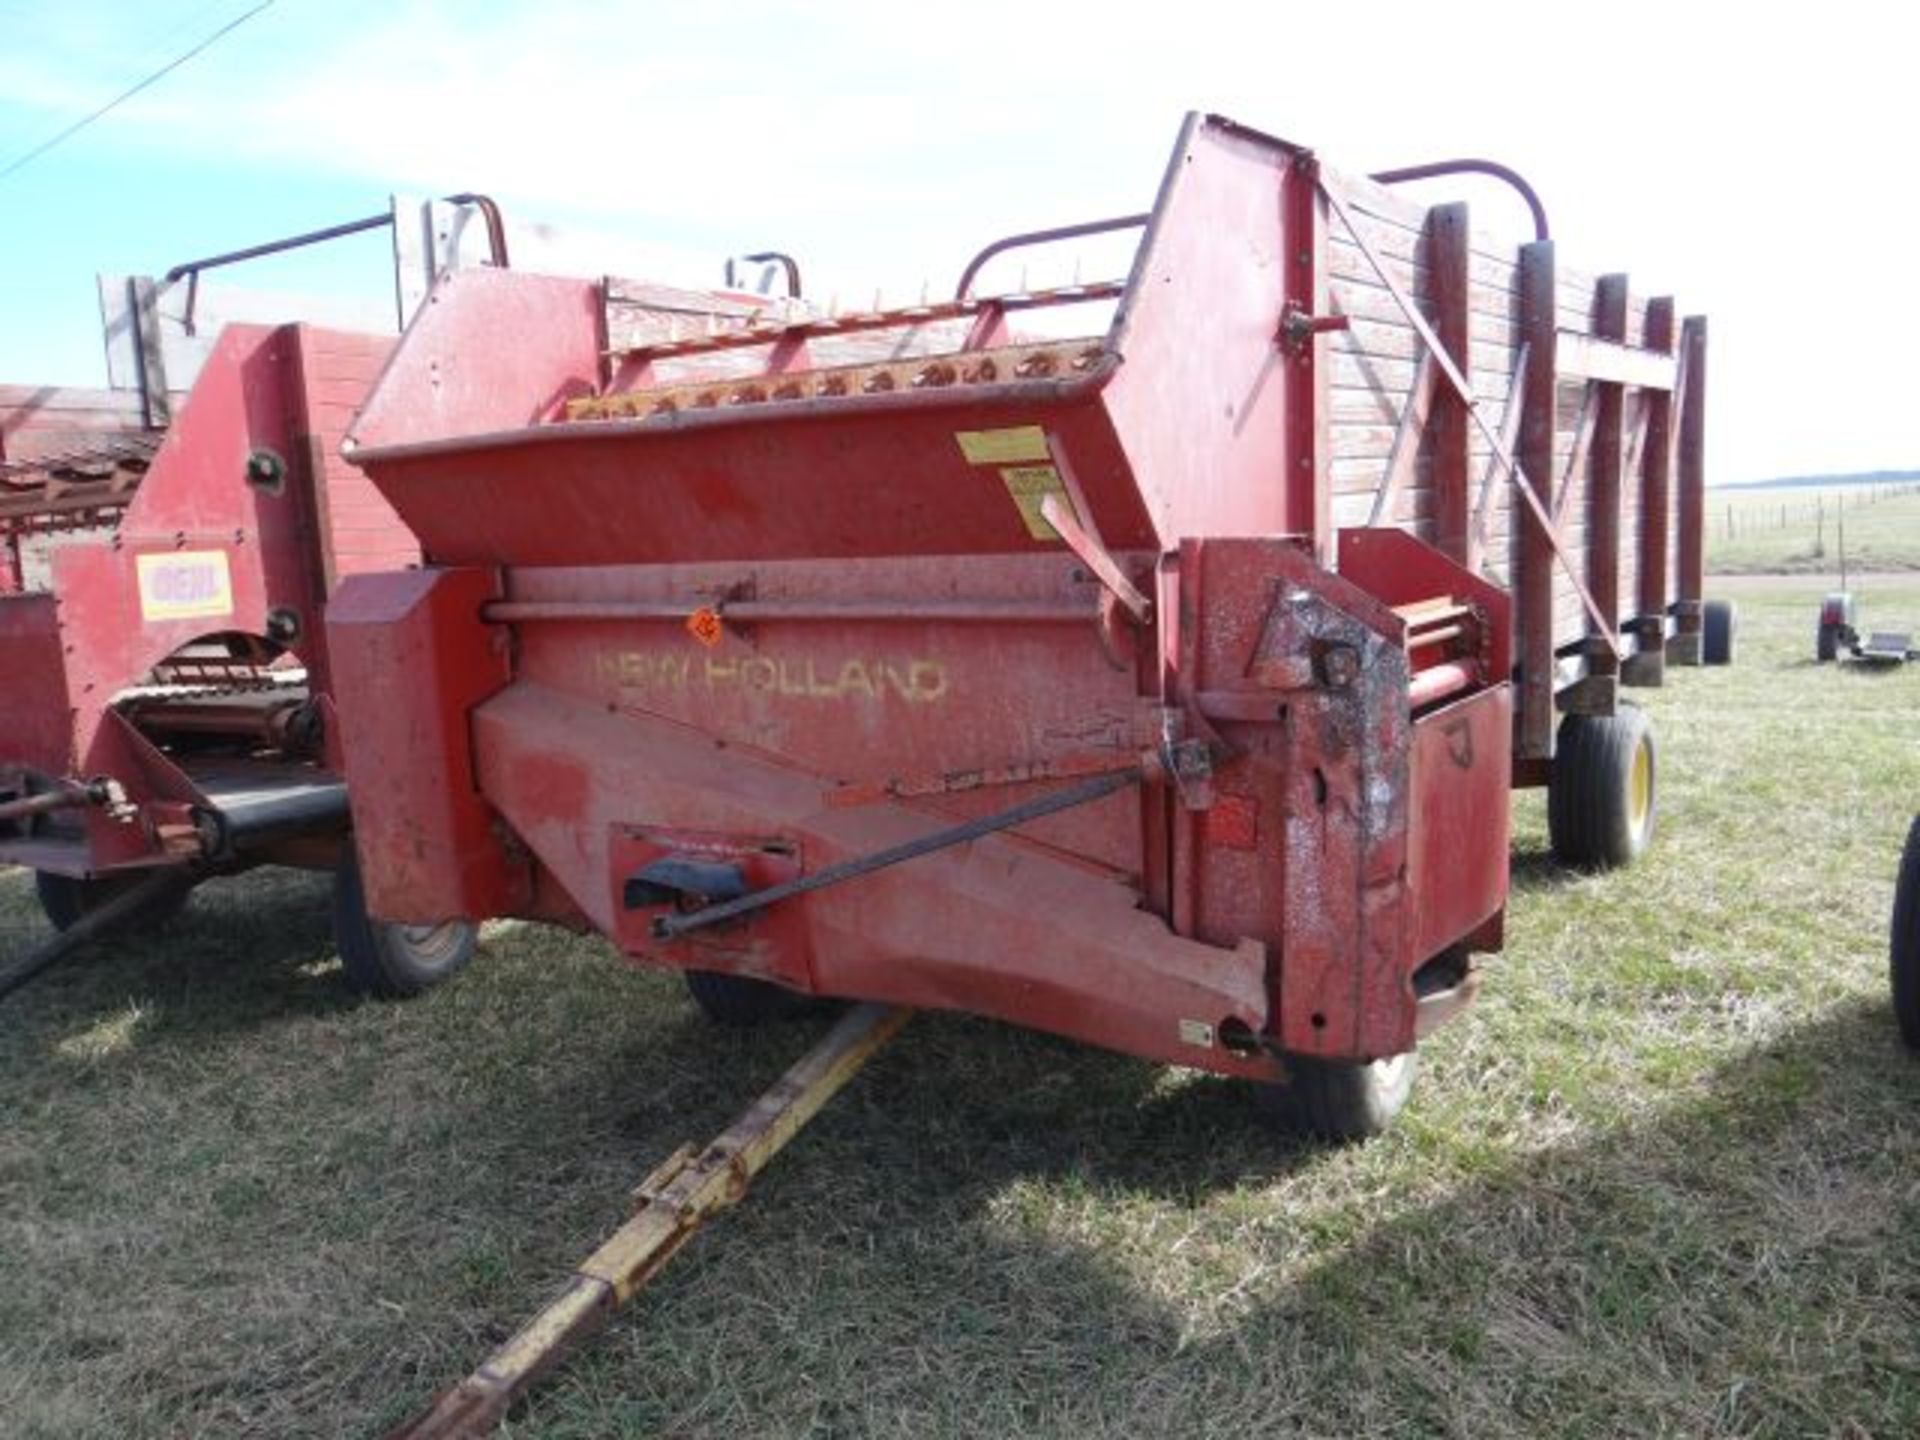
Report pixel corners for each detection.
[326,112,1724,1140]
[1816,590,1916,665]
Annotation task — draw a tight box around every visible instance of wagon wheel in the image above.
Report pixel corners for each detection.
[330,847,477,998]
[1548,703,1657,869]
[1891,817,1920,1050]
[1702,599,1736,665]
[1255,1052,1419,1141]
[34,869,191,934]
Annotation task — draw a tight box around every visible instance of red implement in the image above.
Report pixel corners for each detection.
[330,113,1711,1134]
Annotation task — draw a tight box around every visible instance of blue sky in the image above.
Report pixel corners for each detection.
[0,0,1909,483]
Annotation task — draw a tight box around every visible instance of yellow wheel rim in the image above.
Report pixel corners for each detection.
[1628,736,1652,832]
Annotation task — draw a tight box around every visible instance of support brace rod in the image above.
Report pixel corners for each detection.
[0,868,195,1005]
[651,764,1146,941]
[385,1002,913,1440]
[0,779,100,826]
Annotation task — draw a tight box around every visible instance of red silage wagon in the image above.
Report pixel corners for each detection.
[328,113,1723,1137]
[0,318,490,994]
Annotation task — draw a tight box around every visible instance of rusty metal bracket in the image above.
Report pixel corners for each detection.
[1277,302,1350,354]
[385,1002,912,1439]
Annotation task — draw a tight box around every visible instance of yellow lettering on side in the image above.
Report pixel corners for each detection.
[598,650,948,704]
[908,660,949,702]
[835,659,875,699]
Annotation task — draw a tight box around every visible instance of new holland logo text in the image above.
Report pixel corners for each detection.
[596,650,948,704]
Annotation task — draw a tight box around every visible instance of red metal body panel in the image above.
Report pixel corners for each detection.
[0,596,67,776]
[326,567,524,921]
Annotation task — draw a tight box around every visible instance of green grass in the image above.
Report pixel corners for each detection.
[5,586,1920,1437]
[1708,483,1920,575]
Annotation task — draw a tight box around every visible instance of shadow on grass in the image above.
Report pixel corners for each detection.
[393,981,1914,1437]
[10,851,1920,1437]
[0,864,351,1045]
[1508,842,1585,892]
[8,859,1919,1437]
[516,991,1920,1437]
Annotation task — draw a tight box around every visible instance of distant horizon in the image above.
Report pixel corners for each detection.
[1710,469,1920,492]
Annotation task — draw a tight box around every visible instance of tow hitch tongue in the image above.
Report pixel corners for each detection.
[386,1002,911,1439]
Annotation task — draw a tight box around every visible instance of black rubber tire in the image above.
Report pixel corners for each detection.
[34,869,190,933]
[1255,1052,1418,1142]
[1817,624,1839,663]
[1702,599,1736,665]
[683,968,819,1026]
[331,849,477,998]
[1891,817,1920,1050]
[1548,704,1657,870]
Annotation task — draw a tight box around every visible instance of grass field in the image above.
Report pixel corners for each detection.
[5,582,1920,1438]
[1707,482,1920,576]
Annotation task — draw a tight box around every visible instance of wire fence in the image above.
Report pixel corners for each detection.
[1717,482,1920,546]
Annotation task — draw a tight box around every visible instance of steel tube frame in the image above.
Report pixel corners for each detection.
[165,193,509,334]
[954,213,1149,301]
[1369,158,1550,242]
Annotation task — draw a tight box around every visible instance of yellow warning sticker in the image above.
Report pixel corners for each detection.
[999,464,1076,541]
[136,550,234,623]
[955,425,1049,466]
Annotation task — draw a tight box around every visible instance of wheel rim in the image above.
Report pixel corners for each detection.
[1370,1053,1411,1087]
[1628,736,1652,832]
[395,921,464,969]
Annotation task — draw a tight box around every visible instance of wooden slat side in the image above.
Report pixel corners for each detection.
[1557,331,1677,389]
[1429,203,1473,566]
[1635,298,1677,674]
[1676,316,1708,620]
[1517,242,1558,759]
[1589,275,1629,652]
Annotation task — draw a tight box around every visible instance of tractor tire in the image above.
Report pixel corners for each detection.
[1702,599,1736,665]
[34,869,190,934]
[683,968,819,1026]
[1817,624,1839,663]
[1255,1052,1418,1142]
[331,849,476,998]
[1891,817,1920,1050]
[1548,704,1657,870]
